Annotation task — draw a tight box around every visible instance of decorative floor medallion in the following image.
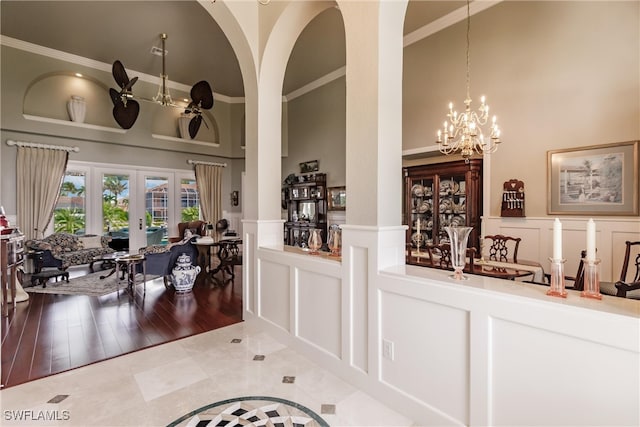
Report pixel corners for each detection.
[167,396,329,427]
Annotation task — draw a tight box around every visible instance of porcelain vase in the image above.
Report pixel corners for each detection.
[178,113,193,139]
[67,95,86,123]
[445,226,473,280]
[171,253,200,293]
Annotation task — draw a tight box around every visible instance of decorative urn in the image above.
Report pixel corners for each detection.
[178,113,193,139]
[67,95,86,123]
[171,253,200,293]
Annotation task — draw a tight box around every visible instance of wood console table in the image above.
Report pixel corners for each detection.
[1,230,25,317]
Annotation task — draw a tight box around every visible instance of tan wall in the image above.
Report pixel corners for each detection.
[403,1,639,217]
[0,45,244,215]
[283,77,346,189]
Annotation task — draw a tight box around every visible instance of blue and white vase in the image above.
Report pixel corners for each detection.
[171,253,200,293]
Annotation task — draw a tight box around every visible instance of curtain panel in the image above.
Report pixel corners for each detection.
[17,147,69,240]
[194,164,223,227]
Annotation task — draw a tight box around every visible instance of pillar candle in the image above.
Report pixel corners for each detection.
[553,218,562,260]
[586,218,596,261]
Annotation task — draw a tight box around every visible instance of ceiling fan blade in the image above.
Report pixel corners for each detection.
[112,60,130,89]
[188,114,203,139]
[190,80,214,110]
[112,99,140,130]
[123,76,138,92]
[109,88,121,105]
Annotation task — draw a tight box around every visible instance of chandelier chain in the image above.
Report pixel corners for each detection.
[465,0,471,101]
[435,0,502,162]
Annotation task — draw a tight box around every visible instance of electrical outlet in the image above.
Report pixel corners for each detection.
[382,339,394,361]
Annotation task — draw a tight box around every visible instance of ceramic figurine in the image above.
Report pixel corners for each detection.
[171,253,200,293]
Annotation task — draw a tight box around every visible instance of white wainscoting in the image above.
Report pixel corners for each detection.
[250,241,639,426]
[257,247,342,357]
[485,216,640,282]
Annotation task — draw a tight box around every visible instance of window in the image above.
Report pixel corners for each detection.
[180,179,200,221]
[53,171,86,234]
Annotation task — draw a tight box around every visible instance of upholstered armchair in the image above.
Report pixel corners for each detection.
[168,220,206,243]
[138,236,199,289]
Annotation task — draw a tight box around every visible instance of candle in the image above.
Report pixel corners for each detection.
[586,218,596,261]
[416,218,421,234]
[553,218,562,260]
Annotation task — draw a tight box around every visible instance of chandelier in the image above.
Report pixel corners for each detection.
[436,0,501,162]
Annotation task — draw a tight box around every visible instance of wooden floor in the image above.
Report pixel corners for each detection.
[1,265,243,389]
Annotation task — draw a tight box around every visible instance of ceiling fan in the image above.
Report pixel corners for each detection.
[109,33,214,139]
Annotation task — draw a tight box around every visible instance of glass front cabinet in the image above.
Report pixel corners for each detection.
[283,173,328,248]
[403,159,482,264]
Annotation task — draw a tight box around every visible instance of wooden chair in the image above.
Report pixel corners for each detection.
[484,234,521,263]
[612,241,640,299]
[169,220,206,243]
[527,250,586,290]
[426,243,476,273]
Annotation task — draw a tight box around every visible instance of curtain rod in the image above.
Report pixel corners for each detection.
[6,139,79,152]
[187,159,227,167]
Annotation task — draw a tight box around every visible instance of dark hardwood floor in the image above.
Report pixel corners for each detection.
[1,265,243,389]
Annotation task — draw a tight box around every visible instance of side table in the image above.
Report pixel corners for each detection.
[115,254,146,295]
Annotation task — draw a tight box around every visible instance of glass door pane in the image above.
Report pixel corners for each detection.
[102,173,130,251]
[144,176,169,246]
[180,178,200,222]
[54,171,86,234]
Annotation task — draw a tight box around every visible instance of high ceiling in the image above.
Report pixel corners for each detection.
[0,1,465,99]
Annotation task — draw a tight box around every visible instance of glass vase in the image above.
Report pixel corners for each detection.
[308,228,322,255]
[328,227,341,257]
[445,226,473,280]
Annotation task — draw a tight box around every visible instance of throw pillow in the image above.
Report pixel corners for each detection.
[78,235,103,249]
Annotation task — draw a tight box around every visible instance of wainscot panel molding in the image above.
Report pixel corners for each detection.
[247,244,639,426]
[485,216,640,282]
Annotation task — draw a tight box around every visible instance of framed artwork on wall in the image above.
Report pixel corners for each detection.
[300,160,319,174]
[547,140,638,215]
[328,186,346,211]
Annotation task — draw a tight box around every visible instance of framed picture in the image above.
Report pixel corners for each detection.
[328,186,346,211]
[300,160,319,174]
[547,141,638,215]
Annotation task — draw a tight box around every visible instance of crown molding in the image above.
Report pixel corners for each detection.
[404,0,504,48]
[2,2,503,105]
[284,66,346,102]
[1,35,238,105]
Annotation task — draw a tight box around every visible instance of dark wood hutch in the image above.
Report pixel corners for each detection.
[404,159,483,264]
[283,173,328,247]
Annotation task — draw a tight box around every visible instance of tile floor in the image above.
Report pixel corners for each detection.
[0,321,415,426]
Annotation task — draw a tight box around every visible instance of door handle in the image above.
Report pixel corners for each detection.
[139,218,143,230]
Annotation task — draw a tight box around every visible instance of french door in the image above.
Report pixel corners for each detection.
[54,161,198,252]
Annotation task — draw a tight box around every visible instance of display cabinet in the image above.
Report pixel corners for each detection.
[404,159,482,263]
[283,173,327,248]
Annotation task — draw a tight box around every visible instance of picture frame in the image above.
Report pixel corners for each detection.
[547,140,638,215]
[300,160,319,174]
[328,186,346,211]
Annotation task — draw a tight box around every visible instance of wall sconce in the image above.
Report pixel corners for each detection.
[230,191,239,206]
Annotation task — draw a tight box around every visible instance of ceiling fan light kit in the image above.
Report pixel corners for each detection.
[109,33,214,139]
